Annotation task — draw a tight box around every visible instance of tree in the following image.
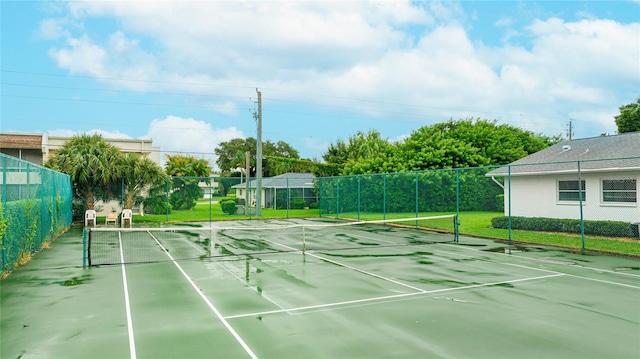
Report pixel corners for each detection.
[165,154,211,210]
[45,134,123,210]
[322,119,559,176]
[121,153,167,209]
[392,119,557,172]
[215,138,256,175]
[322,130,394,175]
[214,137,300,176]
[615,98,640,133]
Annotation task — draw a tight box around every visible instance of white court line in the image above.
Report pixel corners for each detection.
[432,243,640,289]
[148,231,258,359]
[118,232,137,359]
[210,259,292,314]
[225,273,564,320]
[340,227,640,283]
[254,235,427,293]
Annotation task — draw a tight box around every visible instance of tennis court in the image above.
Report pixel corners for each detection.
[1,217,639,359]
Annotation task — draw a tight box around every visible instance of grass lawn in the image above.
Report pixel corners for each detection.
[110,205,639,257]
[128,201,321,224]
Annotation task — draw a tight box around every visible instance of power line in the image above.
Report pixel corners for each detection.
[3,68,572,123]
[1,69,255,90]
[0,94,242,112]
[1,81,247,101]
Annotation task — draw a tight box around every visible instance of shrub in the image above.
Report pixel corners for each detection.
[144,196,172,215]
[491,216,637,238]
[290,198,306,209]
[220,197,238,215]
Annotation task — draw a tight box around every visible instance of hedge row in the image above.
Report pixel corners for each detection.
[491,216,639,238]
[2,197,71,276]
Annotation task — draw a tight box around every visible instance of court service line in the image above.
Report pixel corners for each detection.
[225,272,564,320]
[118,232,137,359]
[148,232,258,359]
[209,259,292,314]
[256,236,427,293]
[432,244,640,289]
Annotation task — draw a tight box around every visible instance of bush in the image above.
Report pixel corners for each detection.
[144,196,171,215]
[290,198,306,209]
[220,197,238,215]
[309,202,319,209]
[491,216,637,238]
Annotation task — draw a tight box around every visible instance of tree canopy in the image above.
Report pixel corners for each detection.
[321,119,559,176]
[164,154,211,210]
[214,137,300,177]
[45,134,167,213]
[615,97,640,133]
[121,153,167,209]
[45,134,123,209]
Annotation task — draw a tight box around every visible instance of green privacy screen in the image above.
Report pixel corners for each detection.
[317,167,503,220]
[1,154,73,276]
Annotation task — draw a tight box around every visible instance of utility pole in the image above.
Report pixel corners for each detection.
[255,89,263,216]
[245,150,250,216]
[568,119,574,140]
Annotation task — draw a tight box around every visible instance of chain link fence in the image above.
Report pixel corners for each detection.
[70,157,638,255]
[84,174,320,221]
[319,157,640,253]
[1,154,73,276]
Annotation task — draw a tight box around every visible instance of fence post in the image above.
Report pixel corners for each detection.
[383,173,387,221]
[357,175,361,221]
[335,180,339,219]
[165,178,170,222]
[508,165,512,244]
[455,169,460,218]
[578,161,585,253]
[415,171,419,219]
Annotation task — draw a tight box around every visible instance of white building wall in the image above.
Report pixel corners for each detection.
[505,171,640,223]
[43,135,162,166]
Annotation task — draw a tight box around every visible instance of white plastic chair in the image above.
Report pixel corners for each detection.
[84,210,97,227]
[105,212,118,225]
[121,209,133,228]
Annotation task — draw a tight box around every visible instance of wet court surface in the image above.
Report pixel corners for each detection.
[1,224,639,358]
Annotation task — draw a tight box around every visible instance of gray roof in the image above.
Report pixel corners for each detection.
[231,172,316,189]
[487,132,640,177]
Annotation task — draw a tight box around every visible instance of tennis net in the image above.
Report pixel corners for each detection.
[83,215,458,267]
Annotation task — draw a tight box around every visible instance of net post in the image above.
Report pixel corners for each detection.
[83,228,87,268]
[86,228,93,267]
[454,214,460,243]
[302,225,306,254]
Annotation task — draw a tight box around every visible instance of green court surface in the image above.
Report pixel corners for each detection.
[1,220,639,359]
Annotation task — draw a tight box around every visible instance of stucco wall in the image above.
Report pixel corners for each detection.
[504,171,639,223]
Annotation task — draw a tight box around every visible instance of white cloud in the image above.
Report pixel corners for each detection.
[42,1,639,141]
[47,128,133,139]
[36,18,70,40]
[303,137,331,159]
[48,34,107,77]
[146,116,244,169]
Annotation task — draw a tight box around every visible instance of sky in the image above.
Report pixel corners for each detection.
[1,1,639,169]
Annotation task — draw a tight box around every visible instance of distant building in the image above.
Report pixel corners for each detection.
[232,172,317,209]
[0,132,162,166]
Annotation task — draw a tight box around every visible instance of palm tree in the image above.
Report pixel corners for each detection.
[121,153,167,209]
[165,154,211,210]
[45,134,123,210]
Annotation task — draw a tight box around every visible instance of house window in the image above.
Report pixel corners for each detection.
[558,180,586,201]
[602,179,637,203]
